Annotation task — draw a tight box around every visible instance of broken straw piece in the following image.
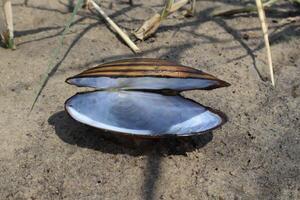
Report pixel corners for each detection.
[134,0,189,40]
[255,0,275,86]
[89,0,140,53]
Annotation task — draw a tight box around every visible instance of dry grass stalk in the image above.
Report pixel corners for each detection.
[89,0,140,53]
[1,0,15,49]
[255,0,275,86]
[134,0,189,40]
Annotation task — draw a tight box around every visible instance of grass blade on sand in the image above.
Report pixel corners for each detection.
[30,0,84,112]
[213,0,278,17]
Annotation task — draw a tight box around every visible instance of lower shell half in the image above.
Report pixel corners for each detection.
[65,90,227,137]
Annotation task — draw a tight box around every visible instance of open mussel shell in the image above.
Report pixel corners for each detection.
[66,58,230,91]
[65,58,230,137]
[65,91,226,137]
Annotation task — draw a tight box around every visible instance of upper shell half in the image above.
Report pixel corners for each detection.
[66,58,230,91]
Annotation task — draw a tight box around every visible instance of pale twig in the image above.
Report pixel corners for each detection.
[255,0,275,86]
[134,0,189,40]
[89,0,140,53]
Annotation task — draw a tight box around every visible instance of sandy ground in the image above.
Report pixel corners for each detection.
[0,0,299,199]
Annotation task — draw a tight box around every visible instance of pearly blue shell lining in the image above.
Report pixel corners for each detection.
[65,91,223,136]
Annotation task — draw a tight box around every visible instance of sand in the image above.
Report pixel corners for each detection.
[0,0,299,199]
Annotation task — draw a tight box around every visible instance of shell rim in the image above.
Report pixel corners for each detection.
[65,76,230,91]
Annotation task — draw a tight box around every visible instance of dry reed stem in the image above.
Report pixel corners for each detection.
[255,0,275,86]
[187,0,196,16]
[89,0,140,53]
[134,0,189,40]
[2,0,15,49]
[169,0,189,13]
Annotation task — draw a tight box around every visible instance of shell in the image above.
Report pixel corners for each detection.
[66,58,230,91]
[65,91,226,137]
[65,58,230,137]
